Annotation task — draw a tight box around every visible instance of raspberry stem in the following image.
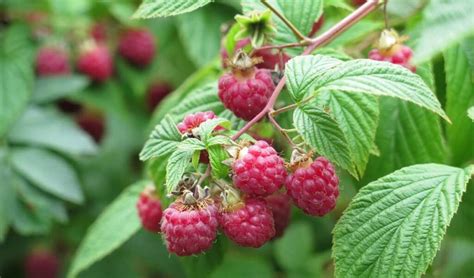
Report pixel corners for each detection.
[232,0,381,141]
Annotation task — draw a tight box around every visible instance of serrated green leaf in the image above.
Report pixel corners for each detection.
[333,164,473,277]
[207,135,233,146]
[140,116,182,161]
[133,0,213,18]
[293,105,356,176]
[67,181,147,278]
[0,152,15,241]
[208,145,230,179]
[178,138,206,151]
[413,0,474,64]
[32,75,89,103]
[286,55,449,121]
[166,149,194,193]
[444,43,474,165]
[328,19,382,47]
[314,91,379,177]
[199,118,231,143]
[10,148,84,204]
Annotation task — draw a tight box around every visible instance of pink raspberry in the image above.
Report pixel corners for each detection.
[36,46,70,76]
[176,111,218,134]
[218,69,275,121]
[118,28,156,67]
[146,82,173,112]
[77,43,113,82]
[265,192,291,238]
[232,140,287,197]
[24,249,59,278]
[285,157,339,216]
[253,48,291,70]
[161,199,218,256]
[136,186,163,232]
[309,16,325,37]
[219,198,275,248]
[368,45,416,72]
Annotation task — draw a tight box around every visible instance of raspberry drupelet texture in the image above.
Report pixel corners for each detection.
[136,186,163,232]
[177,111,218,134]
[161,199,219,256]
[369,45,416,72]
[118,28,156,67]
[219,198,275,248]
[218,68,275,121]
[232,140,287,197]
[286,157,339,217]
[36,46,70,76]
[265,192,291,238]
[25,249,59,278]
[77,44,113,82]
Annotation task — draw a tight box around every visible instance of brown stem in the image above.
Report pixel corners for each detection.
[197,166,211,185]
[232,0,381,141]
[260,0,309,42]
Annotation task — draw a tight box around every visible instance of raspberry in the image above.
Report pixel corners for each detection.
[309,16,324,37]
[232,140,287,197]
[36,46,70,76]
[218,65,275,121]
[265,192,291,238]
[285,157,339,216]
[146,82,173,112]
[77,43,113,82]
[253,48,291,70]
[76,112,105,143]
[90,22,107,42]
[136,186,163,232]
[118,28,156,67]
[219,198,275,247]
[161,199,218,256]
[368,45,416,72]
[25,249,59,278]
[56,99,82,114]
[176,111,218,134]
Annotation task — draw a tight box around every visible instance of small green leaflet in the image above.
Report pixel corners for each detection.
[177,138,206,152]
[166,149,194,193]
[139,116,182,161]
[32,75,89,103]
[133,0,213,18]
[208,145,230,179]
[333,164,474,277]
[293,105,356,177]
[199,118,231,143]
[285,55,449,122]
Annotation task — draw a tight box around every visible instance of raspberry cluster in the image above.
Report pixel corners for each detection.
[369,45,415,72]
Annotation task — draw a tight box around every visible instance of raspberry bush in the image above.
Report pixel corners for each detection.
[1,0,473,277]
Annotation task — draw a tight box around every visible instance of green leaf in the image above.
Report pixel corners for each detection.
[199,118,231,143]
[274,222,314,270]
[133,0,213,18]
[328,19,382,47]
[0,24,34,136]
[178,138,206,151]
[10,148,84,204]
[166,149,194,193]
[140,116,182,161]
[9,107,97,156]
[210,253,273,278]
[207,135,233,146]
[293,105,356,176]
[413,0,474,64]
[67,181,147,278]
[314,91,379,177]
[333,164,473,277]
[444,43,474,165]
[32,75,89,103]
[0,151,15,241]
[286,55,449,121]
[208,145,229,179]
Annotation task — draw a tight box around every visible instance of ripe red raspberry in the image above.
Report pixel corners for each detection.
[161,199,218,256]
[36,46,70,76]
[176,111,219,134]
[77,43,113,82]
[76,112,105,143]
[309,16,325,37]
[25,249,59,278]
[218,62,275,121]
[369,45,416,72]
[253,48,291,70]
[56,99,82,114]
[285,157,339,216]
[219,198,275,247]
[136,186,163,232]
[265,193,291,238]
[146,82,173,112]
[232,140,287,197]
[118,28,156,67]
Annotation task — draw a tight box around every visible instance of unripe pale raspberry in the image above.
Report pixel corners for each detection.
[219,198,275,247]
[177,111,218,134]
[136,186,163,232]
[161,199,219,256]
[77,44,113,82]
[36,46,70,76]
[309,16,325,37]
[232,140,287,197]
[265,192,291,238]
[218,69,275,121]
[118,28,156,67]
[25,249,59,278]
[285,157,339,216]
[146,82,173,112]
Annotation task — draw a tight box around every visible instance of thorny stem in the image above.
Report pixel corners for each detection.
[231,0,381,141]
[260,0,309,42]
